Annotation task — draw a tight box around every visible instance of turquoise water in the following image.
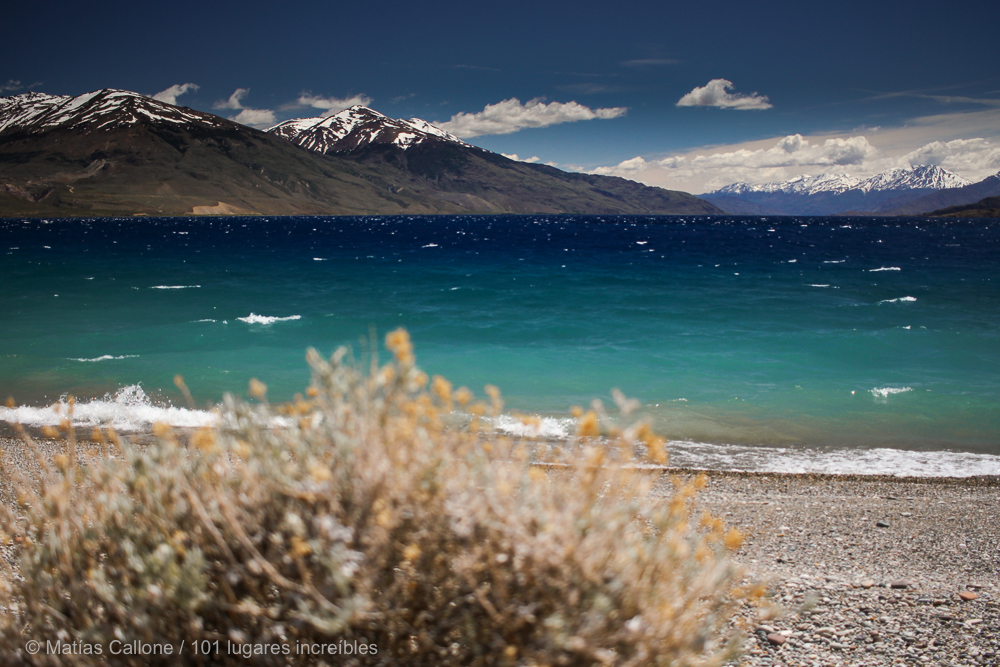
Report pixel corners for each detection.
[2,215,999,475]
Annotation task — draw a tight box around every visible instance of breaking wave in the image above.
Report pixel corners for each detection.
[0,385,216,431]
[237,313,302,325]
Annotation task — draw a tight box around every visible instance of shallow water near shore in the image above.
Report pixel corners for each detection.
[2,214,999,476]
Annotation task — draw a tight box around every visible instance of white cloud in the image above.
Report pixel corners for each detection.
[591,134,878,192]
[1,79,23,93]
[501,153,540,163]
[676,79,772,110]
[214,88,250,110]
[437,98,627,138]
[152,83,199,105]
[213,88,276,128]
[899,138,1000,176]
[292,93,373,117]
[587,123,1000,194]
[231,108,276,127]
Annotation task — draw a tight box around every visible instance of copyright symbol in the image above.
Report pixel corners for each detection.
[25,640,41,654]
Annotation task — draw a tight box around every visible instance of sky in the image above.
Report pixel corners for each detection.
[2,0,998,194]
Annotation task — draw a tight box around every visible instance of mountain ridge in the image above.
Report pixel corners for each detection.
[0,89,721,218]
[704,165,975,215]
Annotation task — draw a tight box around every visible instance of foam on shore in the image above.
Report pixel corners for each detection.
[0,385,216,431]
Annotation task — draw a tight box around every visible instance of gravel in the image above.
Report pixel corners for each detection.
[664,470,1000,667]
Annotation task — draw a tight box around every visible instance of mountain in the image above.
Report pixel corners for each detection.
[268,106,471,154]
[264,105,720,216]
[703,165,972,215]
[0,89,721,217]
[926,196,1000,218]
[886,171,1000,215]
[0,89,437,217]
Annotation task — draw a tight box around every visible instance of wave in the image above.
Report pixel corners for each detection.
[0,385,216,432]
[490,410,998,477]
[869,267,901,272]
[150,285,201,289]
[489,414,576,439]
[663,440,1000,478]
[870,386,913,401]
[877,296,916,304]
[69,354,139,362]
[237,313,302,325]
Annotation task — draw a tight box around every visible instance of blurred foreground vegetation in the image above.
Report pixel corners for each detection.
[0,330,756,665]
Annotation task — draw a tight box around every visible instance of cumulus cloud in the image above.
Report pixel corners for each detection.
[589,134,879,193]
[501,153,541,163]
[231,108,277,126]
[290,93,373,117]
[214,88,250,110]
[899,138,1000,176]
[212,88,276,128]
[677,79,772,110]
[437,98,627,138]
[152,83,199,105]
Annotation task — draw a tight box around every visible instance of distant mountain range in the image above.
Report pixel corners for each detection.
[703,165,1000,216]
[0,89,720,217]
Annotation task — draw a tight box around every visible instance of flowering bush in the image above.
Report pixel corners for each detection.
[0,330,750,666]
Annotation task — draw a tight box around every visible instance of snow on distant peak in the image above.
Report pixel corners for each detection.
[0,88,224,135]
[266,106,471,154]
[857,165,970,192]
[715,173,860,195]
[712,165,970,196]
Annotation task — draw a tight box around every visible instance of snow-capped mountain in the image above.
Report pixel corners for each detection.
[266,106,470,154]
[0,89,223,136]
[705,165,973,215]
[716,173,862,196]
[857,165,970,193]
[714,165,969,197]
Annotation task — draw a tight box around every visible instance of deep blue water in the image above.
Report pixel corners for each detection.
[2,215,999,475]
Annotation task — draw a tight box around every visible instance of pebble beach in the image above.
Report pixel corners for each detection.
[677,471,999,667]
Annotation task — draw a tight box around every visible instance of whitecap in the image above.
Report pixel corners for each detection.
[422,243,439,248]
[150,285,200,289]
[877,296,917,304]
[70,354,140,362]
[238,313,302,325]
[870,386,913,401]
[489,414,576,439]
[869,267,901,272]
[313,257,327,261]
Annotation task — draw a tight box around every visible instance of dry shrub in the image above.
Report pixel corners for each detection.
[0,330,750,666]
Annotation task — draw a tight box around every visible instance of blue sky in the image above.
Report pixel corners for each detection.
[3,0,998,193]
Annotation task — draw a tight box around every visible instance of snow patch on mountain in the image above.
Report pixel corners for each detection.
[0,89,224,135]
[266,106,470,154]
